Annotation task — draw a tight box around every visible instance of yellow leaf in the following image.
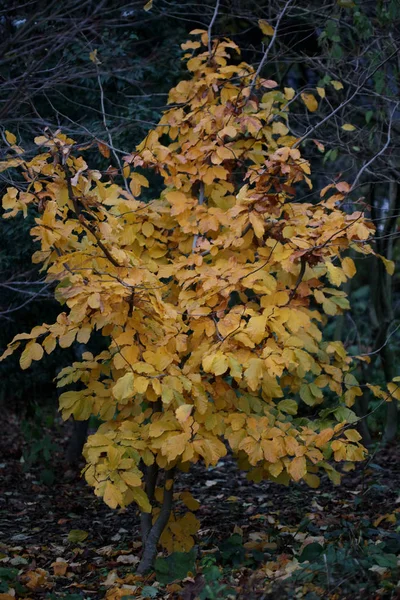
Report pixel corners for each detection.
[142,221,155,237]
[258,19,274,36]
[249,212,265,238]
[144,0,153,10]
[121,471,142,487]
[284,87,295,100]
[112,372,134,402]
[130,172,149,196]
[104,481,124,509]
[388,382,400,401]
[246,314,267,344]
[89,49,101,64]
[59,328,78,348]
[97,141,110,158]
[244,358,264,391]
[52,559,68,577]
[133,375,149,394]
[287,456,307,481]
[59,390,82,410]
[166,190,190,215]
[315,428,334,448]
[130,487,151,512]
[301,92,318,112]
[162,432,189,462]
[194,436,227,466]
[5,130,16,145]
[344,429,362,442]
[326,262,346,286]
[316,87,325,98]
[341,256,356,277]
[175,404,193,424]
[378,255,395,275]
[202,351,229,376]
[322,299,337,316]
[269,460,284,478]
[181,491,200,511]
[342,123,356,131]
[20,342,44,370]
[304,473,320,488]
[261,439,279,463]
[331,80,344,90]
[230,413,246,431]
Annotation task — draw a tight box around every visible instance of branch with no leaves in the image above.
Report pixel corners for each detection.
[249,0,294,95]
[350,102,399,192]
[207,0,220,58]
[95,63,130,193]
[293,47,399,148]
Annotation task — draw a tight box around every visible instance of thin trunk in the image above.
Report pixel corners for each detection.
[137,469,175,575]
[334,267,372,446]
[66,419,89,466]
[370,182,399,443]
[140,461,159,544]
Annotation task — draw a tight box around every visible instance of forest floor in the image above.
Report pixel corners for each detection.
[1,410,400,600]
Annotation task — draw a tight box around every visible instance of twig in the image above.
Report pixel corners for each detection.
[207,0,220,58]
[96,69,129,193]
[350,102,398,192]
[192,182,205,252]
[249,0,294,95]
[293,47,399,148]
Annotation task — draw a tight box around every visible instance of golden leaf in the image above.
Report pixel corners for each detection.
[342,123,356,131]
[175,404,193,424]
[341,256,356,277]
[244,358,264,391]
[133,375,149,394]
[314,428,334,448]
[258,19,274,36]
[20,342,44,370]
[5,130,16,145]
[331,80,344,90]
[162,432,190,462]
[378,255,395,275]
[284,87,295,100]
[287,456,307,481]
[104,481,124,509]
[301,93,318,112]
[343,429,362,442]
[304,473,320,488]
[112,372,134,402]
[181,491,200,511]
[130,487,151,512]
[388,382,400,401]
[121,471,142,487]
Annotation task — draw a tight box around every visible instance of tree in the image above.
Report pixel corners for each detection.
[0,30,386,573]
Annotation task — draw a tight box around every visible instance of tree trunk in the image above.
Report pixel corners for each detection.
[137,468,175,575]
[370,182,399,443]
[333,270,372,446]
[66,419,89,466]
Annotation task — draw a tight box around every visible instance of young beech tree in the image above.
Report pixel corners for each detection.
[1,31,378,573]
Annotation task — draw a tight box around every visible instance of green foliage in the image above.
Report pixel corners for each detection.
[154,548,197,584]
[217,534,246,567]
[20,405,59,484]
[0,567,26,595]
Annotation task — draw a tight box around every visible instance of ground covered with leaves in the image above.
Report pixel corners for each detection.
[1,411,400,600]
